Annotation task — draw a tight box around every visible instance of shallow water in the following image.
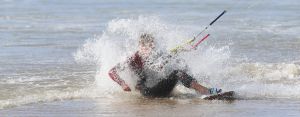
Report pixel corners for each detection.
[1,0,300,116]
[1,98,300,117]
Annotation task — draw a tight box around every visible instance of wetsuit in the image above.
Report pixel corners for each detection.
[109,51,196,97]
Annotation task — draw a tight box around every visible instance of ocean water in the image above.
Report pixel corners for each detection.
[1,0,300,116]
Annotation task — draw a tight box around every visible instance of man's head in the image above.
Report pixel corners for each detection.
[138,33,155,56]
[139,33,154,46]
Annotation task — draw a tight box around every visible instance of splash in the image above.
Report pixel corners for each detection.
[74,16,232,95]
[75,16,300,100]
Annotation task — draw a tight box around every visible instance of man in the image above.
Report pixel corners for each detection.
[108,33,221,97]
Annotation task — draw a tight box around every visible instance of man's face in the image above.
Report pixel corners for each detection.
[139,41,154,57]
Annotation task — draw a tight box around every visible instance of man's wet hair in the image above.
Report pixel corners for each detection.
[139,33,154,45]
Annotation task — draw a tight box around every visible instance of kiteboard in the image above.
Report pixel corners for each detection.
[203,91,235,100]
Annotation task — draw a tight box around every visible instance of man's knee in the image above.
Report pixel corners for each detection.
[175,70,195,88]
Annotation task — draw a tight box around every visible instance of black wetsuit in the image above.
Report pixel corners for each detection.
[129,52,195,97]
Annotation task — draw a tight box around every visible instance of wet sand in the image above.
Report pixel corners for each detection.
[1,97,300,117]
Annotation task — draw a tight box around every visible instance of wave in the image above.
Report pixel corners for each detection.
[214,62,300,99]
[1,62,300,109]
[0,87,101,109]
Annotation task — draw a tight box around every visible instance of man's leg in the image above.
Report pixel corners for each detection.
[173,70,210,95]
[190,81,209,94]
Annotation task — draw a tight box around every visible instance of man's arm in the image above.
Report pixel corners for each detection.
[108,67,131,91]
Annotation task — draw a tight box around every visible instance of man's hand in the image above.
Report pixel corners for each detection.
[121,83,131,91]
